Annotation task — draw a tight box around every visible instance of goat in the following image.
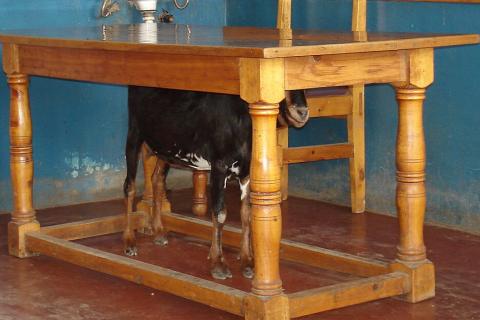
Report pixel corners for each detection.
[123,86,309,280]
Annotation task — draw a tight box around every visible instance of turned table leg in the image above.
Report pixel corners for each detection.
[192,170,208,217]
[390,48,435,303]
[7,74,40,258]
[395,86,427,263]
[240,58,289,320]
[245,101,289,319]
[249,102,284,297]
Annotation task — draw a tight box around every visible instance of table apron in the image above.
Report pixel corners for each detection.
[285,50,408,89]
[15,45,241,94]
[8,45,416,94]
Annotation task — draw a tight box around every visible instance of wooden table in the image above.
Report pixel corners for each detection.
[1,24,478,319]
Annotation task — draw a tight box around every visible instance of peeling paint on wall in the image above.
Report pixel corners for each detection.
[0,0,226,213]
[64,153,121,179]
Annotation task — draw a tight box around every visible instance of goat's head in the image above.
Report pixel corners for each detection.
[278,90,309,128]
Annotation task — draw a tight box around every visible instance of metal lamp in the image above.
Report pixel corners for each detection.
[131,0,158,23]
[101,0,189,20]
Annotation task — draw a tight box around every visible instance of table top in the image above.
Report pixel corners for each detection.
[0,24,478,58]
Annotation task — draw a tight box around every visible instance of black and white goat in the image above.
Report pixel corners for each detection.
[123,86,309,280]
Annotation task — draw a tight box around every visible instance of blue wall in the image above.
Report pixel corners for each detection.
[1,0,478,234]
[0,0,226,211]
[227,0,480,233]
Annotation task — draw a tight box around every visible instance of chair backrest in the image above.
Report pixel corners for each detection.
[277,0,291,30]
[352,0,367,32]
[277,0,367,32]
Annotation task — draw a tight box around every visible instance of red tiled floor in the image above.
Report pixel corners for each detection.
[0,187,478,319]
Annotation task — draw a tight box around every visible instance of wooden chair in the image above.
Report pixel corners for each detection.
[278,0,367,214]
[140,0,367,217]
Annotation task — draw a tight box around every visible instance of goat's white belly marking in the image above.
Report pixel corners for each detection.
[174,151,211,170]
[239,178,250,200]
[188,153,211,170]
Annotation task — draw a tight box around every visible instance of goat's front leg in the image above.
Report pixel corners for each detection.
[123,137,141,256]
[239,176,254,279]
[152,158,170,246]
[123,181,138,256]
[208,163,232,280]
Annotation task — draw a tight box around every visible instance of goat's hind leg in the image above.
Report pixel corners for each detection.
[208,164,232,280]
[152,158,170,246]
[239,176,254,279]
[123,179,138,256]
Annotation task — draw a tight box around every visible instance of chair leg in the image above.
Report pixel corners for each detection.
[348,85,366,213]
[192,170,208,217]
[277,126,289,201]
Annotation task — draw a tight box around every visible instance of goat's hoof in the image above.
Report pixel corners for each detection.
[211,263,232,280]
[242,266,254,279]
[124,246,138,256]
[154,236,168,246]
